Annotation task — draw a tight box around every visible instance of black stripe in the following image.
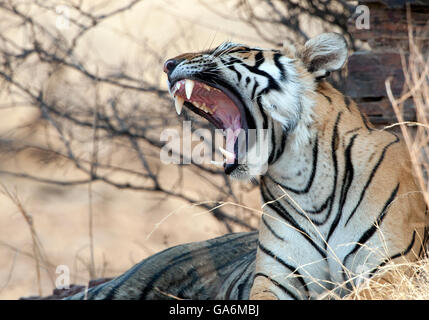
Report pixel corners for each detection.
[260,179,327,258]
[223,47,251,54]
[245,76,251,86]
[359,109,373,132]
[225,257,254,299]
[344,96,352,111]
[344,127,361,135]
[237,266,254,300]
[166,242,257,299]
[176,267,200,298]
[226,63,242,82]
[273,53,287,81]
[137,255,202,299]
[170,246,253,299]
[268,136,319,194]
[254,273,299,300]
[265,181,329,226]
[370,230,417,275]
[233,52,281,93]
[327,134,358,241]
[254,51,265,68]
[342,183,400,273]
[267,119,275,164]
[345,135,400,226]
[137,233,255,299]
[262,215,285,242]
[85,280,111,298]
[267,114,341,227]
[320,112,341,225]
[256,96,268,129]
[258,242,309,296]
[306,195,332,215]
[344,230,417,293]
[251,80,259,100]
[318,90,332,103]
[99,244,189,299]
[271,127,288,164]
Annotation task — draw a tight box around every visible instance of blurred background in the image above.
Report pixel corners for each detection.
[2,0,427,300]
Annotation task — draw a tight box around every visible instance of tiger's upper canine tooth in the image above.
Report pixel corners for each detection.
[219,147,235,161]
[185,79,195,99]
[175,96,184,115]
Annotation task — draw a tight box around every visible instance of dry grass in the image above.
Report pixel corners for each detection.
[0,184,55,296]
[345,259,429,300]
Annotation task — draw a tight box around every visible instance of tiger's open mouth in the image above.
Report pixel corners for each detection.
[168,78,249,173]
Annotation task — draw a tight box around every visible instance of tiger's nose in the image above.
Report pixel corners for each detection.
[163,59,179,74]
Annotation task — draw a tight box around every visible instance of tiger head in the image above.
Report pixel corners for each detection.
[164,33,348,179]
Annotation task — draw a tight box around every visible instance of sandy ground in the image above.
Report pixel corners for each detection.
[0,0,266,299]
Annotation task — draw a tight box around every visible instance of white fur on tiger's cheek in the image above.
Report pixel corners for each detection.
[288,91,316,149]
[259,63,283,80]
[258,57,316,150]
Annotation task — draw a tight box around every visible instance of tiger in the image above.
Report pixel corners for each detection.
[67,33,428,300]
[161,32,427,299]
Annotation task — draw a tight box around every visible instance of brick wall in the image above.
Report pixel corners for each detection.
[345,0,429,125]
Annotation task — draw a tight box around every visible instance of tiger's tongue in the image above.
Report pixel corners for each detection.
[186,85,242,162]
[210,96,241,163]
[173,80,242,163]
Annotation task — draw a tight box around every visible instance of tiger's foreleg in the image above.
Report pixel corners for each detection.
[249,215,331,300]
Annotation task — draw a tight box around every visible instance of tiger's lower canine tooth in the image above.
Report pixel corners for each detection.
[210,160,224,166]
[219,147,235,161]
[175,96,184,115]
[185,79,195,99]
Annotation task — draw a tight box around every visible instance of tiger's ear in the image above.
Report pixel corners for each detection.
[299,33,348,79]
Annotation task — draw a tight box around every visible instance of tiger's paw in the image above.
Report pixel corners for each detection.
[249,276,279,300]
